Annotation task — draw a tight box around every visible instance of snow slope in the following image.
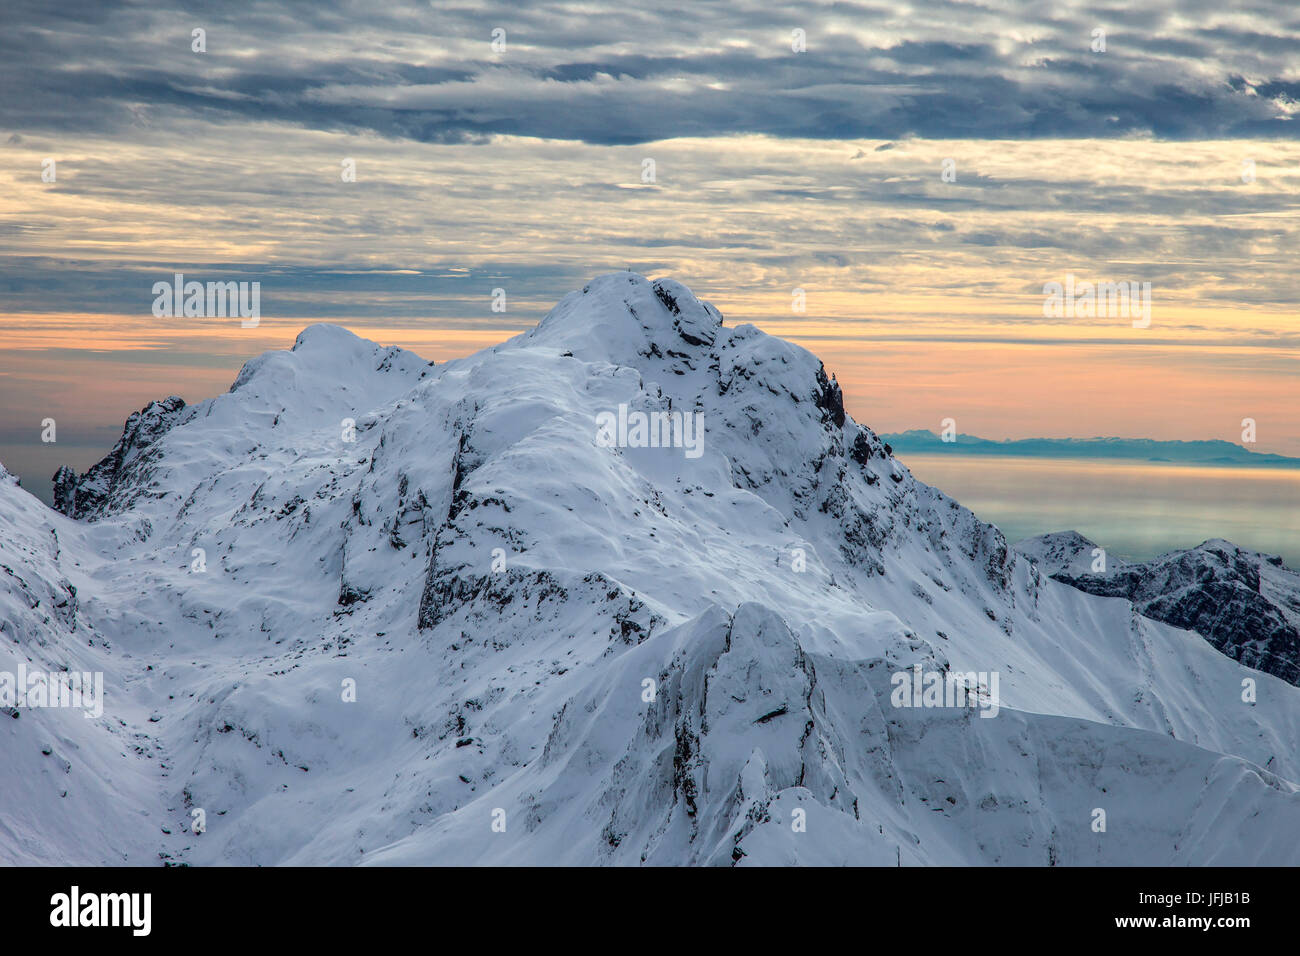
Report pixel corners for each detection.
[4,274,1298,866]
[1018,532,1300,687]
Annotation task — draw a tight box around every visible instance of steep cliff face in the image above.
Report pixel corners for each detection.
[3,274,1298,866]
[52,396,189,519]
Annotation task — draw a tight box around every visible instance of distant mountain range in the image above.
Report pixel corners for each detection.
[879,430,1300,468]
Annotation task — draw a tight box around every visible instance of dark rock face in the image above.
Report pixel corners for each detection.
[51,396,188,520]
[651,277,721,348]
[814,365,845,428]
[1056,542,1300,686]
[51,465,79,517]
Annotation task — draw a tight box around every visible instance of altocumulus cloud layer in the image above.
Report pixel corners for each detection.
[3,0,1299,316]
[3,0,1299,143]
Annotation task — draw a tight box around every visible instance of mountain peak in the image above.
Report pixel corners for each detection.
[1014,530,1110,578]
[52,395,188,519]
[291,322,369,352]
[521,272,723,362]
[10,274,1300,866]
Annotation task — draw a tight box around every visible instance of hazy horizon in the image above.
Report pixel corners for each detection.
[4,306,1297,498]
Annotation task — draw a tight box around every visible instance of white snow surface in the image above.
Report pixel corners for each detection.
[1013,530,1124,578]
[2,274,1297,866]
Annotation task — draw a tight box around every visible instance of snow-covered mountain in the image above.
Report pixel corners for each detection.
[4,273,1298,866]
[1017,532,1300,687]
[1013,530,1126,579]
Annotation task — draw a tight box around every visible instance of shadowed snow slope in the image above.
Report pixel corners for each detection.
[4,274,1298,865]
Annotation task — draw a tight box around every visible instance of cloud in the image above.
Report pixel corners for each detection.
[4,0,1300,145]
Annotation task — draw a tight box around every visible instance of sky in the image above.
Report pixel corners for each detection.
[1,0,1298,502]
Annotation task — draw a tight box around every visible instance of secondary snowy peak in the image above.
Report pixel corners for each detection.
[232,322,430,391]
[50,325,434,523]
[5,274,1300,866]
[1014,530,1119,578]
[1022,534,1300,686]
[52,395,188,520]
